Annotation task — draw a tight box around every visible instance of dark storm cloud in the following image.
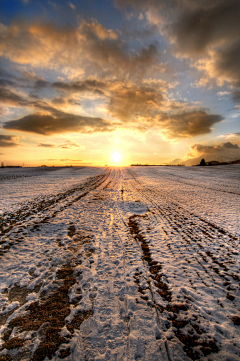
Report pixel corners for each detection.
[161,111,223,139]
[167,0,240,56]
[3,108,112,135]
[0,134,19,147]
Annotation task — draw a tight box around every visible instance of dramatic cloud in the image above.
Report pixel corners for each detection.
[0,20,161,79]
[196,40,240,88]
[1,0,238,166]
[0,87,26,106]
[51,80,106,96]
[115,0,240,53]
[35,77,168,100]
[167,0,240,57]
[188,141,240,163]
[3,108,112,135]
[160,111,223,139]
[114,0,240,96]
[170,140,240,165]
[0,134,19,147]
[1,75,224,139]
[165,1,240,93]
[108,84,165,121]
[192,142,239,153]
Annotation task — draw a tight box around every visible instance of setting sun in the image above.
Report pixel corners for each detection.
[111,151,121,164]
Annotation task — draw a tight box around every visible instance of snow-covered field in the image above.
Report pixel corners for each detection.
[0,167,104,213]
[0,165,240,361]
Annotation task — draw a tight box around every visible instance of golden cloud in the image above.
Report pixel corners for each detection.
[0,20,161,79]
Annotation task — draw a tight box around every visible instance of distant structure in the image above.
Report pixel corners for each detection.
[130,164,184,167]
[207,161,219,166]
[1,162,4,168]
[199,159,206,166]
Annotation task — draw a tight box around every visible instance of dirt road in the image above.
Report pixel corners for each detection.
[0,167,239,360]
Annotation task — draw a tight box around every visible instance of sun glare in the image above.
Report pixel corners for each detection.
[111,151,122,164]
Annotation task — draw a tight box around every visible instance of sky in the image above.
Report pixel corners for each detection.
[0,0,240,167]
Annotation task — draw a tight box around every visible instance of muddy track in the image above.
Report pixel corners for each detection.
[0,169,124,360]
[125,169,240,295]
[126,168,240,286]
[1,167,239,361]
[127,214,221,360]
[122,168,240,360]
[0,169,115,256]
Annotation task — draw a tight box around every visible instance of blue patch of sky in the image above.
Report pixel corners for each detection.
[0,0,45,25]
[170,63,233,114]
[0,0,125,29]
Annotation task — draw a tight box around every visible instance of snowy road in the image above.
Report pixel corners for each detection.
[0,166,240,360]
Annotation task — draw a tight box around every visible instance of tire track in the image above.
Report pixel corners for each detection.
[126,168,240,288]
[122,167,240,360]
[0,169,114,257]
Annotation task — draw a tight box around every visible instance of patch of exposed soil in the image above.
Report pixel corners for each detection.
[1,263,93,361]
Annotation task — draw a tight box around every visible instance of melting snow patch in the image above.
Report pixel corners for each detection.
[25,293,38,302]
[128,201,148,215]
[1,301,19,314]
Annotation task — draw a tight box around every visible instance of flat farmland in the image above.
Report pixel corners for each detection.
[0,165,240,361]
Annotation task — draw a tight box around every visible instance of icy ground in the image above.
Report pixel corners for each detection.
[0,166,240,361]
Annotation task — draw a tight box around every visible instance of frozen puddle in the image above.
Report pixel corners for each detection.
[0,166,240,361]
